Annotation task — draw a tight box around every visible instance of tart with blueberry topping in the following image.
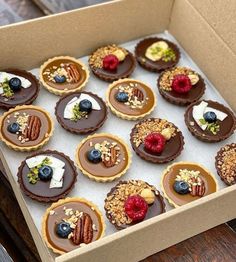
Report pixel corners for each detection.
[88,44,136,82]
[161,162,218,207]
[0,105,54,151]
[104,180,165,229]
[40,56,89,95]
[130,118,184,163]
[17,150,77,202]
[75,133,131,182]
[0,69,40,110]
[55,91,108,134]
[106,78,156,120]
[157,67,205,106]
[135,38,180,72]
[185,100,236,142]
[42,197,105,254]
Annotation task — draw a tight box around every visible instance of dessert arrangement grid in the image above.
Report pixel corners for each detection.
[0,31,235,257]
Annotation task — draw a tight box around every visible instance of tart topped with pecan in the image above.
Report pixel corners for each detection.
[161,162,218,207]
[106,78,156,120]
[42,197,105,254]
[0,105,53,151]
[75,133,131,182]
[40,56,89,95]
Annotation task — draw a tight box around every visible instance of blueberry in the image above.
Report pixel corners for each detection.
[7,123,20,134]
[9,77,21,91]
[115,92,129,102]
[173,181,189,195]
[38,165,53,181]
[87,149,102,163]
[203,111,217,123]
[54,75,66,83]
[56,222,72,238]
[79,99,92,113]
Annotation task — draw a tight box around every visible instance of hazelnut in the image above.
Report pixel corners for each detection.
[140,188,155,204]
[188,74,199,85]
[112,49,126,61]
[161,128,172,140]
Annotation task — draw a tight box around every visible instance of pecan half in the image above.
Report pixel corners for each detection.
[132,88,144,101]
[190,177,205,197]
[66,64,80,83]
[23,116,41,141]
[72,213,93,245]
[102,146,119,168]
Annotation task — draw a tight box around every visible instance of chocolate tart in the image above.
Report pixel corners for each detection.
[88,44,136,82]
[55,91,108,134]
[40,56,89,96]
[130,118,184,163]
[104,180,165,230]
[184,100,236,142]
[0,69,40,110]
[106,78,156,120]
[42,197,105,254]
[135,37,180,72]
[17,150,77,202]
[157,67,205,106]
[75,133,131,182]
[215,143,236,185]
[0,105,54,151]
[161,162,218,207]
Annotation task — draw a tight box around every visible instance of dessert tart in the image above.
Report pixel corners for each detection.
[42,197,105,254]
[55,91,108,134]
[0,69,39,110]
[161,162,218,207]
[75,133,131,182]
[0,105,54,151]
[106,78,156,120]
[157,67,205,106]
[130,118,184,163]
[104,180,165,229]
[135,37,180,72]
[40,56,89,96]
[215,143,236,185]
[88,44,136,82]
[17,150,77,202]
[185,100,236,142]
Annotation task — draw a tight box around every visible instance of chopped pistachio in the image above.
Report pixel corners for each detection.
[71,103,87,121]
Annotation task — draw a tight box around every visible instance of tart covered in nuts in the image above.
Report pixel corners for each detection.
[55,91,108,134]
[185,100,236,142]
[104,180,165,229]
[75,133,131,182]
[0,105,54,151]
[88,44,136,82]
[161,162,218,207]
[106,78,156,120]
[42,197,105,254]
[17,150,77,202]
[130,118,184,163]
[215,143,236,185]
[157,67,205,106]
[40,56,89,95]
[135,38,180,72]
[0,69,40,110]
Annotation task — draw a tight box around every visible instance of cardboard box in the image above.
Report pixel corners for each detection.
[0,0,235,261]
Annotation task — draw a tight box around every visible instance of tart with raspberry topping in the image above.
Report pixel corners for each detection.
[157,67,205,106]
[88,44,136,82]
[104,180,165,229]
[130,118,184,163]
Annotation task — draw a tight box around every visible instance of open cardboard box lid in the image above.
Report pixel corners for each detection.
[0,0,235,261]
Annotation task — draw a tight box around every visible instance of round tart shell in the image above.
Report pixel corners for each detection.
[75,133,132,182]
[42,197,106,255]
[55,91,108,134]
[0,105,54,152]
[106,78,157,120]
[39,56,89,96]
[135,37,180,72]
[184,100,236,142]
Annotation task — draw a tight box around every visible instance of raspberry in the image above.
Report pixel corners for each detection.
[171,74,192,94]
[144,133,166,154]
[103,54,119,71]
[124,195,148,222]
